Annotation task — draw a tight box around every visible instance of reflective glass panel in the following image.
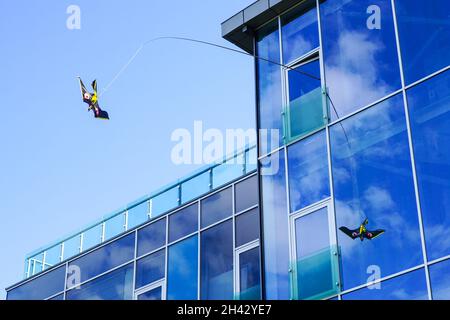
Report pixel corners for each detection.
[30,253,44,275]
[343,269,428,300]
[245,147,258,173]
[407,70,450,261]
[429,258,450,300]
[237,247,261,300]
[127,201,149,229]
[82,224,103,252]
[260,151,290,299]
[320,0,401,120]
[44,245,61,269]
[200,220,233,300]
[104,213,126,240]
[167,235,198,300]
[330,94,423,290]
[168,203,198,243]
[201,187,232,228]
[138,287,162,300]
[212,154,245,189]
[288,130,330,212]
[286,58,324,141]
[68,233,135,284]
[66,264,133,300]
[257,20,283,155]
[151,186,179,217]
[395,0,450,85]
[235,175,258,213]
[49,294,64,300]
[7,265,65,300]
[63,235,81,260]
[281,3,319,64]
[235,208,260,247]
[181,171,211,204]
[136,249,165,289]
[137,218,166,257]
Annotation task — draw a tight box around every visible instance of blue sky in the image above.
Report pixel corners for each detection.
[0,0,255,299]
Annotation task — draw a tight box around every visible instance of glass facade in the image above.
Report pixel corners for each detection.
[7,0,450,301]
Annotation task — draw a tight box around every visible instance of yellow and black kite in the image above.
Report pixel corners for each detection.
[77,77,109,120]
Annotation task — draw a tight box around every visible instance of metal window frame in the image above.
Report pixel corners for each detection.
[234,240,261,300]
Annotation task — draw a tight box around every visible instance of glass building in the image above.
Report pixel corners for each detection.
[6,0,450,300]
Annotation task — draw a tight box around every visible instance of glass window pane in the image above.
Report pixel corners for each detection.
[281,4,319,64]
[212,154,245,189]
[66,264,133,300]
[257,20,283,155]
[395,0,450,85]
[151,186,179,217]
[62,235,81,260]
[235,208,260,247]
[330,94,423,290]
[49,294,64,300]
[237,247,261,300]
[30,253,44,275]
[168,203,198,243]
[407,70,450,261]
[68,233,135,284]
[201,187,233,228]
[343,269,428,300]
[320,0,401,120]
[167,235,198,300]
[429,259,450,300]
[136,249,165,289]
[235,175,259,213]
[181,171,211,204]
[200,220,233,300]
[82,224,103,252]
[137,218,166,257]
[245,147,258,173]
[44,245,61,269]
[104,213,126,240]
[138,287,162,300]
[293,207,339,300]
[286,59,324,141]
[6,265,66,300]
[260,151,290,300]
[127,201,149,229]
[288,130,330,212]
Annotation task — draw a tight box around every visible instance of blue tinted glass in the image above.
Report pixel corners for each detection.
[152,186,179,217]
[235,175,258,213]
[127,201,149,229]
[68,233,135,284]
[257,20,283,155]
[201,187,232,228]
[343,269,428,300]
[330,94,423,290]
[288,130,330,212]
[245,147,258,173]
[238,247,261,300]
[407,70,450,261]
[137,218,166,257]
[182,171,211,204]
[67,264,133,300]
[236,208,260,247]
[7,265,65,300]
[395,0,450,85]
[320,0,401,120]
[136,249,165,289]
[63,235,81,260]
[44,245,61,268]
[200,220,233,300]
[82,224,103,252]
[260,151,290,300]
[294,207,339,300]
[429,259,450,300]
[213,154,245,189]
[138,287,162,300]
[49,294,64,300]
[282,4,319,64]
[167,235,198,300]
[104,213,126,240]
[30,253,44,275]
[169,203,198,243]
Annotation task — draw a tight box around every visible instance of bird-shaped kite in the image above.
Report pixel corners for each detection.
[77,77,109,120]
[339,218,385,242]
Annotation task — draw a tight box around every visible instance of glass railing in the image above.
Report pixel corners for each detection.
[24,144,257,279]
